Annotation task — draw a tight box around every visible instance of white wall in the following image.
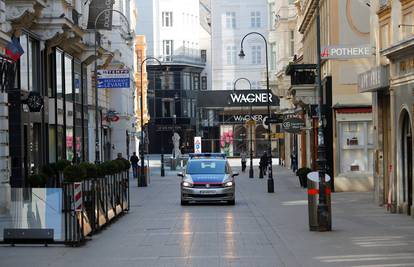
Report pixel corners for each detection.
[211,0,268,91]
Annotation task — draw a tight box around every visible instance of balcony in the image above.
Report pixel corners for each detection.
[157,48,206,67]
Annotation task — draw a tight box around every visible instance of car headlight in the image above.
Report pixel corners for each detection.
[182,181,193,187]
[224,181,233,187]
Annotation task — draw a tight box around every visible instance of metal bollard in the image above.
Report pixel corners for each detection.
[307,172,332,231]
[160,154,165,177]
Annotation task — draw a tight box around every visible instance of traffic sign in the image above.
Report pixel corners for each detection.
[194,136,202,154]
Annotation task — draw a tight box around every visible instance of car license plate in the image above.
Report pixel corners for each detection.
[199,190,216,195]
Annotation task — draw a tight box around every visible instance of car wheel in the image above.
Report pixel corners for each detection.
[228,199,235,205]
[181,199,189,205]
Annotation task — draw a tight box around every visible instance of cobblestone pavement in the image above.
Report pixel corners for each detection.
[1,159,414,267]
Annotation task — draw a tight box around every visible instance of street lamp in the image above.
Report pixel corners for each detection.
[94,9,133,163]
[233,77,254,178]
[139,57,162,186]
[315,0,331,231]
[239,32,274,193]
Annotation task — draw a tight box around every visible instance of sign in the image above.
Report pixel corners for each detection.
[282,117,306,133]
[87,0,114,30]
[97,69,130,89]
[155,125,182,132]
[194,136,202,154]
[198,90,279,108]
[271,133,285,139]
[219,114,267,124]
[358,65,390,93]
[26,91,44,112]
[320,44,371,59]
[264,115,284,125]
[74,182,83,212]
[228,92,273,104]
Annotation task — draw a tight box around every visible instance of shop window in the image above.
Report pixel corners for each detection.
[338,121,374,174]
[56,51,63,98]
[66,127,73,161]
[65,55,73,102]
[49,126,57,163]
[57,126,64,160]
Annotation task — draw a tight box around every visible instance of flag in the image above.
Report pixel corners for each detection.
[5,36,24,61]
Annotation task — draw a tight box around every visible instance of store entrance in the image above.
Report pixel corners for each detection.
[401,110,412,215]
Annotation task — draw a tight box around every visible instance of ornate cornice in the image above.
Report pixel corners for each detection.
[5,0,46,33]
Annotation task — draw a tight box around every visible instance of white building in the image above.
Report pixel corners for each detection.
[135,0,207,154]
[211,0,268,91]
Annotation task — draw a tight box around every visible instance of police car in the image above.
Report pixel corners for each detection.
[178,153,238,205]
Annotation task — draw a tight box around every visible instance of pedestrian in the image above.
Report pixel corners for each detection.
[259,152,268,176]
[291,152,298,173]
[240,150,247,172]
[130,152,139,178]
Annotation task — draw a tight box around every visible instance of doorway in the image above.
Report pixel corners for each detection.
[401,110,412,215]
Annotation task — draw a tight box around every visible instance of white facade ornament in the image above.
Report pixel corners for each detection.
[172,132,182,159]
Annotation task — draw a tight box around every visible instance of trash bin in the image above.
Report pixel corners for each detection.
[137,164,149,187]
[307,171,332,231]
[170,157,177,171]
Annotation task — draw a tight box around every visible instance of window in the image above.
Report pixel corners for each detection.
[226,46,237,65]
[402,12,413,39]
[201,76,207,90]
[269,3,275,30]
[250,11,261,28]
[201,49,207,62]
[193,75,200,91]
[162,12,173,27]
[162,99,174,117]
[56,50,63,98]
[251,45,261,64]
[380,23,390,49]
[183,72,191,90]
[163,40,173,61]
[290,30,295,56]
[225,12,236,29]
[64,55,73,102]
[19,34,39,92]
[270,43,277,70]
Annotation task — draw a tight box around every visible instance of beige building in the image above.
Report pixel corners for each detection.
[134,35,150,131]
[360,0,414,216]
[288,0,373,191]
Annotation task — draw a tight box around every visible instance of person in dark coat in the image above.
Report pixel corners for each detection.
[130,152,139,178]
[259,152,268,176]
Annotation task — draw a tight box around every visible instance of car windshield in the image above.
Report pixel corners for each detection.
[187,160,226,174]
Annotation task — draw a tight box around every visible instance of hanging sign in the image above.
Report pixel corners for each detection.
[87,0,115,30]
[97,69,130,89]
[282,117,305,133]
[321,44,371,59]
[194,136,202,154]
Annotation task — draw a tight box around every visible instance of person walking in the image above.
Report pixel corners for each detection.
[291,152,298,173]
[259,152,268,176]
[240,150,247,172]
[130,152,139,178]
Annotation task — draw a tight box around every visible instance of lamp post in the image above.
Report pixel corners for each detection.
[239,32,274,193]
[139,57,162,186]
[94,9,132,163]
[233,77,254,178]
[315,0,331,231]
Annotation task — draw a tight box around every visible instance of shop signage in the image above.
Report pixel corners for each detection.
[220,114,268,124]
[358,65,389,93]
[282,117,306,133]
[155,125,182,132]
[320,44,371,59]
[264,115,284,125]
[26,91,44,112]
[198,90,279,107]
[194,136,202,153]
[228,92,273,104]
[97,69,130,89]
[87,0,114,30]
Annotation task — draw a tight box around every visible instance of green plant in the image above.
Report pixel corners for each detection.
[56,159,71,172]
[79,162,98,179]
[28,174,47,187]
[97,161,112,177]
[49,163,58,176]
[41,165,55,178]
[106,161,119,175]
[63,165,86,183]
[113,160,125,173]
[118,158,131,170]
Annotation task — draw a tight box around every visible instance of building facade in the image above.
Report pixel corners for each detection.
[201,0,279,157]
[136,0,206,155]
[360,0,414,216]
[0,0,136,187]
[288,0,373,191]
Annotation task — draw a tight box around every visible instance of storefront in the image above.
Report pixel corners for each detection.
[198,90,280,157]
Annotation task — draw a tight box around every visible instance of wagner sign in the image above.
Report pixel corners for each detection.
[228,92,273,104]
[198,90,279,107]
[220,114,266,124]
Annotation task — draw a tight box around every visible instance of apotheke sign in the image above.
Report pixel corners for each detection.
[321,44,371,59]
[229,93,273,104]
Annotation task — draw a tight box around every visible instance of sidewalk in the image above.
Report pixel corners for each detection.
[1,163,414,267]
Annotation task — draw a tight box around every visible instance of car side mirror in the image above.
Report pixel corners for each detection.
[177,172,184,177]
[232,171,239,177]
